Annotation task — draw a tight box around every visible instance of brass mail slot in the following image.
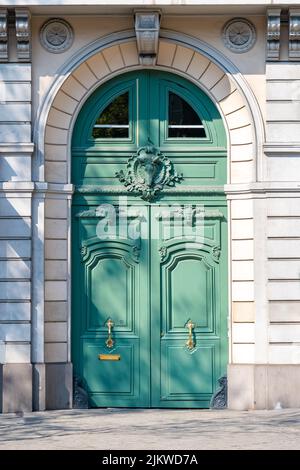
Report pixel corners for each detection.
[98,354,121,361]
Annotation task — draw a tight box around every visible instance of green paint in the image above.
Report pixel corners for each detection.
[72,70,228,408]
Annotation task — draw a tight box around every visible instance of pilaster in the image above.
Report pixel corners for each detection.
[0,7,33,413]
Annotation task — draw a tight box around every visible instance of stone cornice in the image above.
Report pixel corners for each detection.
[0,1,293,6]
[225,182,300,197]
[0,182,74,194]
[0,143,34,154]
[0,182,34,193]
[264,143,300,156]
[35,182,74,195]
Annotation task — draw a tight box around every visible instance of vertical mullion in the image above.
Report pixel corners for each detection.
[136,70,148,148]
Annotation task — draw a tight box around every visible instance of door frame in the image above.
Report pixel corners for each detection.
[71,69,228,407]
[33,30,263,409]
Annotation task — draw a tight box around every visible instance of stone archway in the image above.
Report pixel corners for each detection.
[32,30,264,409]
[44,37,257,185]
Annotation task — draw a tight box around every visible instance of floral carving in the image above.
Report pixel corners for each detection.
[80,245,87,258]
[132,244,141,262]
[116,145,183,202]
[210,375,227,409]
[158,245,167,261]
[212,245,221,261]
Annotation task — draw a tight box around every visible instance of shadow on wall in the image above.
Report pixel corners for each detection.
[0,193,32,413]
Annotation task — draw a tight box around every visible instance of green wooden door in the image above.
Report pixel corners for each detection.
[72,70,227,408]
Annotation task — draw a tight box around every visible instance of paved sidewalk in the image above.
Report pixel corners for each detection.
[0,408,299,450]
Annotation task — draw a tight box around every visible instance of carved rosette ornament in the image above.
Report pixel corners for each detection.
[158,246,167,261]
[116,145,183,202]
[222,18,256,53]
[40,18,73,53]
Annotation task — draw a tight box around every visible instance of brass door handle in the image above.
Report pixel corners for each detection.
[105,318,114,349]
[186,320,195,350]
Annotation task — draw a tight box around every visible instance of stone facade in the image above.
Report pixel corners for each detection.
[0,1,300,412]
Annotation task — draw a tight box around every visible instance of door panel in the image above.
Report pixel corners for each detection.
[87,254,133,331]
[83,341,138,406]
[150,204,227,407]
[168,255,214,332]
[161,345,215,400]
[72,70,228,408]
[72,205,150,407]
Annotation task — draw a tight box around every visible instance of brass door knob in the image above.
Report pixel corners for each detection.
[105,318,114,349]
[186,320,195,350]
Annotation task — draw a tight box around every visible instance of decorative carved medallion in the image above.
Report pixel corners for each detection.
[116,145,183,202]
[132,244,141,262]
[223,18,256,53]
[210,375,227,409]
[40,18,73,53]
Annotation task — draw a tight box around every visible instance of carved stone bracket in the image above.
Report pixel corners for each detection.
[210,375,227,409]
[116,145,183,202]
[289,9,300,60]
[158,245,167,262]
[134,10,161,65]
[15,9,31,62]
[0,9,8,62]
[267,9,281,61]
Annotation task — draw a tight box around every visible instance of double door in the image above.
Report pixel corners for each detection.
[72,70,228,407]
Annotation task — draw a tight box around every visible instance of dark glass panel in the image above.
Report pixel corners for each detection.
[168,127,206,138]
[92,127,129,139]
[92,92,129,139]
[168,92,206,138]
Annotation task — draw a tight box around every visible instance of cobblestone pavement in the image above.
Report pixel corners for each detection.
[0,408,299,450]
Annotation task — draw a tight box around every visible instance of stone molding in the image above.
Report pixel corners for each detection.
[0,143,34,154]
[264,143,300,156]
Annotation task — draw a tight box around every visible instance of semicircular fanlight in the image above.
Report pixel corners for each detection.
[168,92,206,138]
[92,91,129,139]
